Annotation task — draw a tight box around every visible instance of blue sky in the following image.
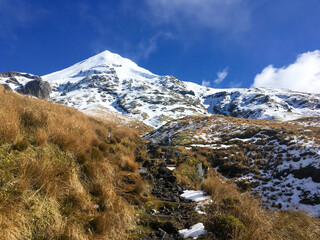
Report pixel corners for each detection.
[1,0,320,92]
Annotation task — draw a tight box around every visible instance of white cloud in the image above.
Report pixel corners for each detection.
[214,68,228,84]
[252,50,320,94]
[145,0,250,34]
[202,79,211,87]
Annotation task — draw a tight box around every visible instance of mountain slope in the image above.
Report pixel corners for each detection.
[146,115,320,216]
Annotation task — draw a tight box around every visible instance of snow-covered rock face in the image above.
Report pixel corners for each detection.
[1,50,320,128]
[202,88,320,121]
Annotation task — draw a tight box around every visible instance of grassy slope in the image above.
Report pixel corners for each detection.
[0,86,145,239]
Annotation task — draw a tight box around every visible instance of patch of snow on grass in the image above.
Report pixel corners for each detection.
[181,190,210,202]
[195,199,212,214]
[167,166,176,171]
[179,223,206,239]
[190,144,232,149]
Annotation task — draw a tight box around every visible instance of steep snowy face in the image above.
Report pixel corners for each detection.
[181,82,320,121]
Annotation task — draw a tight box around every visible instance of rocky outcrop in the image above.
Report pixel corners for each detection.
[0,72,41,80]
[20,79,52,99]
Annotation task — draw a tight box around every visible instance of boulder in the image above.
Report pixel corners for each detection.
[22,79,52,99]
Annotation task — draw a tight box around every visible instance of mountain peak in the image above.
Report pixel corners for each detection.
[87,50,136,66]
[42,50,158,85]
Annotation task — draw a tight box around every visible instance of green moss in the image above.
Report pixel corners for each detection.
[205,214,246,239]
[223,197,240,207]
[175,163,199,188]
[171,130,194,145]
[25,194,59,239]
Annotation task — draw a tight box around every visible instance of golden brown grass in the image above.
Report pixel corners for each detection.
[201,172,320,240]
[0,86,145,239]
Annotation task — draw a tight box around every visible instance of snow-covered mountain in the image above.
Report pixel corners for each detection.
[1,50,320,127]
[42,50,210,127]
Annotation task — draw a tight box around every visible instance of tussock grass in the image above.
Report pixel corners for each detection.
[201,173,320,240]
[0,86,145,239]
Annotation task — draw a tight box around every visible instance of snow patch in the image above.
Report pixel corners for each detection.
[181,190,210,202]
[179,223,206,239]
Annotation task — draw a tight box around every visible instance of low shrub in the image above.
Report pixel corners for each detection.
[205,214,246,239]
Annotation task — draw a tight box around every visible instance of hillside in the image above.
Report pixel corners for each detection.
[146,115,320,216]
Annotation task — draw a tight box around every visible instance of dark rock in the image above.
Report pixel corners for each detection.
[140,205,146,212]
[21,79,52,99]
[164,175,176,183]
[150,221,178,235]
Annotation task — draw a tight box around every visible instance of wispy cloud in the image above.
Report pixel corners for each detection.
[145,0,251,35]
[214,68,229,85]
[252,50,320,94]
[134,32,175,60]
[202,79,211,87]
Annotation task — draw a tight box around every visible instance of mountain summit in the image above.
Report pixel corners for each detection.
[43,50,158,86]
